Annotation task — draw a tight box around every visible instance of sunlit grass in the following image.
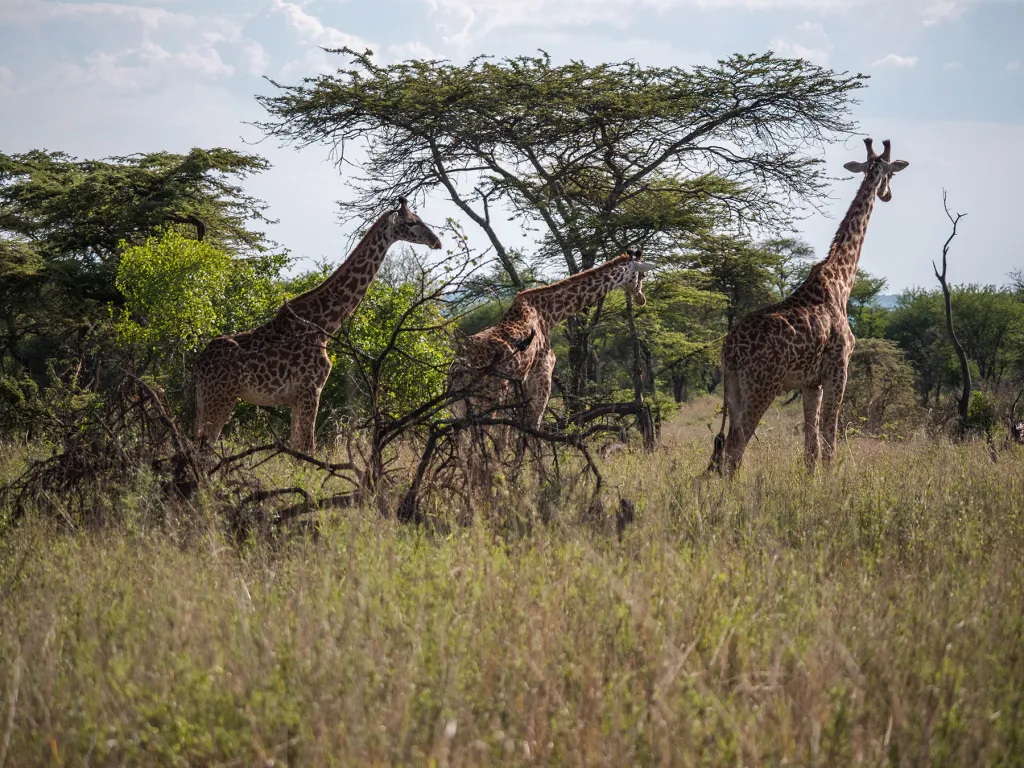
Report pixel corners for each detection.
[1,397,1023,765]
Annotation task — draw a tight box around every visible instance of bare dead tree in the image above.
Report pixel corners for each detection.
[933,190,970,434]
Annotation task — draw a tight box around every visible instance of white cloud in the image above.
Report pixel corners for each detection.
[873,53,919,68]
[769,39,829,65]
[277,48,344,80]
[943,61,963,70]
[1008,59,1021,71]
[769,21,832,65]
[272,0,378,76]
[271,0,377,52]
[921,0,971,25]
[243,42,270,76]
[61,51,154,90]
[59,35,234,91]
[0,67,14,96]
[420,0,996,43]
[0,0,195,30]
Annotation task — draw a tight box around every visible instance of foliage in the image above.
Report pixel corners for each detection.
[840,338,921,437]
[0,148,273,263]
[258,49,865,271]
[885,289,953,403]
[257,48,866,400]
[332,280,453,422]
[589,271,725,402]
[886,286,1024,405]
[943,285,1024,384]
[761,236,816,299]
[677,234,781,330]
[967,389,998,433]
[114,229,287,359]
[0,147,276,392]
[848,270,888,328]
[0,371,39,435]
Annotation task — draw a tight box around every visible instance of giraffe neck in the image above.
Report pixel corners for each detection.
[282,216,395,334]
[518,255,634,325]
[816,165,886,308]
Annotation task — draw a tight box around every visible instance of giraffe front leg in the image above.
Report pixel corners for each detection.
[523,349,555,430]
[819,357,850,469]
[290,386,323,456]
[803,384,823,473]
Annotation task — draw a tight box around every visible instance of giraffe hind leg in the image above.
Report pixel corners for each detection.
[802,384,823,473]
[819,357,850,469]
[724,386,777,477]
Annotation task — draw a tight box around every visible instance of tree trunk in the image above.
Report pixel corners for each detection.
[672,373,687,403]
[625,293,655,452]
[564,314,591,412]
[934,191,970,434]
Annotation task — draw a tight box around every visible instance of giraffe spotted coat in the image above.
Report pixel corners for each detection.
[448,251,655,432]
[710,138,910,476]
[193,198,442,455]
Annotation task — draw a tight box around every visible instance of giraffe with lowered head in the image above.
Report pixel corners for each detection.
[709,138,910,476]
[193,197,442,454]
[448,250,655,435]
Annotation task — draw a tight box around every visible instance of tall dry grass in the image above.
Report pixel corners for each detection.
[1,397,1022,766]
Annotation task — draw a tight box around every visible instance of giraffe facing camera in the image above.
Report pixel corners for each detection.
[709,137,910,477]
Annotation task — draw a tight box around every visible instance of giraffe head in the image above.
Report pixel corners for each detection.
[387,196,443,249]
[623,249,655,307]
[842,138,910,203]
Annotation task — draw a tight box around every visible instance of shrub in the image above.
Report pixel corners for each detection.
[841,338,922,437]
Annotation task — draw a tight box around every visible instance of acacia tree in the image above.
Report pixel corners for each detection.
[256,49,866,407]
[0,148,276,381]
[762,236,816,299]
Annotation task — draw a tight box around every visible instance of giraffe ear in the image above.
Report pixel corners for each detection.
[890,160,910,173]
[843,161,867,173]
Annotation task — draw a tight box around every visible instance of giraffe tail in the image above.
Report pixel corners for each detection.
[707,381,728,476]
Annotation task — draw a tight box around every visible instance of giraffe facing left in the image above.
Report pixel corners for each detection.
[193,197,442,455]
[447,250,655,438]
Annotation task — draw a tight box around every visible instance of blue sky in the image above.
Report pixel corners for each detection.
[1,0,1022,291]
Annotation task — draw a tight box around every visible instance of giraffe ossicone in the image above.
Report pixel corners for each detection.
[193,197,442,455]
[709,137,910,477]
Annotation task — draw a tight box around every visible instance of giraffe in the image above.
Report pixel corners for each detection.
[193,197,442,455]
[708,138,909,477]
[448,250,655,439]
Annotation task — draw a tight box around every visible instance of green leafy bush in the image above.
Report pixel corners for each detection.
[114,228,286,358]
[330,281,453,422]
[967,389,998,433]
[841,338,922,438]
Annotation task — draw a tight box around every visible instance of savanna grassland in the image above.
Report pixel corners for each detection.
[1,397,1023,767]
